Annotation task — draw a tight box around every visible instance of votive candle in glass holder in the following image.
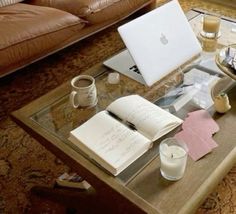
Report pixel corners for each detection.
[201,14,221,39]
[159,137,188,181]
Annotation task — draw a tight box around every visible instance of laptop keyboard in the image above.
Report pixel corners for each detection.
[129,65,141,75]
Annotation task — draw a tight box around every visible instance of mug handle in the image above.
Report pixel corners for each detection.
[70,91,80,108]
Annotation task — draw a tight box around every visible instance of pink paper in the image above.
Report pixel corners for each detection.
[183,126,218,149]
[174,110,219,161]
[185,110,219,134]
[175,129,213,161]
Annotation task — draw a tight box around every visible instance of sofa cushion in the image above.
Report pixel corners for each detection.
[27,0,153,24]
[0,0,23,7]
[26,0,124,17]
[0,3,84,49]
[0,3,85,77]
[26,0,90,17]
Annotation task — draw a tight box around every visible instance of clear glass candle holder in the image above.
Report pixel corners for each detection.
[159,138,188,181]
[200,14,221,39]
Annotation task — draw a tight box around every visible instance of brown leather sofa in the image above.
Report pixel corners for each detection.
[0,0,155,77]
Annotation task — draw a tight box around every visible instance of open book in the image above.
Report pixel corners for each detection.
[68,95,183,176]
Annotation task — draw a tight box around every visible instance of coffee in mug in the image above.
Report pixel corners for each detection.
[74,78,92,88]
[70,75,97,108]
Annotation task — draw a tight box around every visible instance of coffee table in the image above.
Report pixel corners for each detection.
[12,10,236,214]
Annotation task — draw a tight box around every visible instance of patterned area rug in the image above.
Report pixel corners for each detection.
[0,0,235,213]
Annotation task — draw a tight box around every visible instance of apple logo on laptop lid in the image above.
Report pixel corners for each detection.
[160,33,169,45]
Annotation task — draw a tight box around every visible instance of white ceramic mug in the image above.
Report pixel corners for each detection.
[70,75,97,108]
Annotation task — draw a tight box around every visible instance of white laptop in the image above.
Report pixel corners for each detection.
[103,0,202,86]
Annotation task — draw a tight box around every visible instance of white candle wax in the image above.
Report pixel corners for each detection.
[160,143,187,180]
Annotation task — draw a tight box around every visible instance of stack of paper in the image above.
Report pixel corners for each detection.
[175,110,219,161]
[184,68,220,109]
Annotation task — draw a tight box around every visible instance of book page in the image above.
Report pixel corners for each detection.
[69,111,150,175]
[106,95,183,141]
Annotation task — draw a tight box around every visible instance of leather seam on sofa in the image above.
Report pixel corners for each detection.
[82,0,123,14]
